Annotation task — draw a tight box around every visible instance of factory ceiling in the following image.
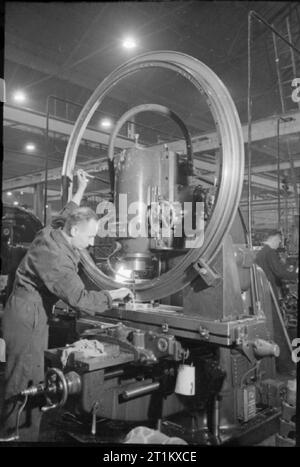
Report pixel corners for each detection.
[1,1,300,213]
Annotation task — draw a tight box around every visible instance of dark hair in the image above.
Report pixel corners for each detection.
[64,207,98,235]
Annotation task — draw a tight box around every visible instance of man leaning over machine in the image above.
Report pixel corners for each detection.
[255,230,298,301]
[0,169,133,441]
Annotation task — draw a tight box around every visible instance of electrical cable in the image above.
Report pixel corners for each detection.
[247,12,253,248]
[240,360,262,388]
[0,394,28,442]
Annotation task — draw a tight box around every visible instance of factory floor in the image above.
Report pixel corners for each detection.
[0,361,283,446]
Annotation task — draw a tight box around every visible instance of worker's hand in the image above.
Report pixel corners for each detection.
[108,287,134,302]
[76,169,89,191]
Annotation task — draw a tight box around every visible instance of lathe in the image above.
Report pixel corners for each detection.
[13,51,289,445]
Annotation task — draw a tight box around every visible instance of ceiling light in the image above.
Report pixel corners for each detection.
[13,201,19,206]
[20,191,24,195]
[7,192,12,196]
[122,36,137,50]
[100,118,113,129]
[13,90,27,103]
[25,143,36,152]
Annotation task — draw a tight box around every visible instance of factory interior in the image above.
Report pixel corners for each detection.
[0,1,299,447]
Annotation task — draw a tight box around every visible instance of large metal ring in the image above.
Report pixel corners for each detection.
[62,51,244,300]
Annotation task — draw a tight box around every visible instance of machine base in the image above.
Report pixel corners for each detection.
[160,407,281,446]
[39,406,281,445]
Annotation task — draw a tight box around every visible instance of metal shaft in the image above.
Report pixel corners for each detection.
[122,382,160,400]
[91,401,99,436]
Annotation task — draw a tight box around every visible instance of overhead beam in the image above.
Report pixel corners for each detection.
[3,104,133,149]
[3,150,290,193]
[243,174,280,190]
[152,110,300,153]
[3,106,300,191]
[5,103,300,156]
[195,158,300,175]
[48,188,111,202]
[2,157,109,191]
[240,204,296,213]
[194,161,298,192]
[250,159,300,173]
[240,199,296,207]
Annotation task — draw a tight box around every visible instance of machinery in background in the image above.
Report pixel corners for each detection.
[279,250,298,333]
[280,271,298,339]
[0,205,43,306]
[0,206,77,347]
[8,51,291,445]
[252,231,298,341]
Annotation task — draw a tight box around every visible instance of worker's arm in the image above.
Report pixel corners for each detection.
[51,169,90,228]
[28,246,133,316]
[268,249,298,282]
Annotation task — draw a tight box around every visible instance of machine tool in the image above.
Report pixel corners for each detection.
[0,205,43,305]
[9,51,289,444]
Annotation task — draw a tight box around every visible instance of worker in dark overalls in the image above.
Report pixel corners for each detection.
[255,230,298,300]
[0,170,132,441]
[255,230,298,376]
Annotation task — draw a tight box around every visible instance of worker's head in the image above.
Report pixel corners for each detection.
[63,207,99,249]
[264,230,282,250]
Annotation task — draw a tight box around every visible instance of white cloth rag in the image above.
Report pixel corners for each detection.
[61,339,105,367]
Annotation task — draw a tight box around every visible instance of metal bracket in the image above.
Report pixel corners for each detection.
[239,340,256,364]
[193,258,221,287]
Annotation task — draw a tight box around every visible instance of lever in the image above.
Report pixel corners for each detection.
[91,401,100,436]
[0,394,29,442]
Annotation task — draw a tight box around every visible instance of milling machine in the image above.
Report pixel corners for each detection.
[13,52,289,445]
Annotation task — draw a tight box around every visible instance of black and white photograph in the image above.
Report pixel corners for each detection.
[0,1,299,449]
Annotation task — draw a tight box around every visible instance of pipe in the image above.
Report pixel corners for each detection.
[104,369,124,379]
[43,95,50,226]
[211,396,221,444]
[247,11,253,248]
[277,119,281,230]
[250,11,300,56]
[247,12,263,316]
[122,382,160,400]
[269,281,293,355]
